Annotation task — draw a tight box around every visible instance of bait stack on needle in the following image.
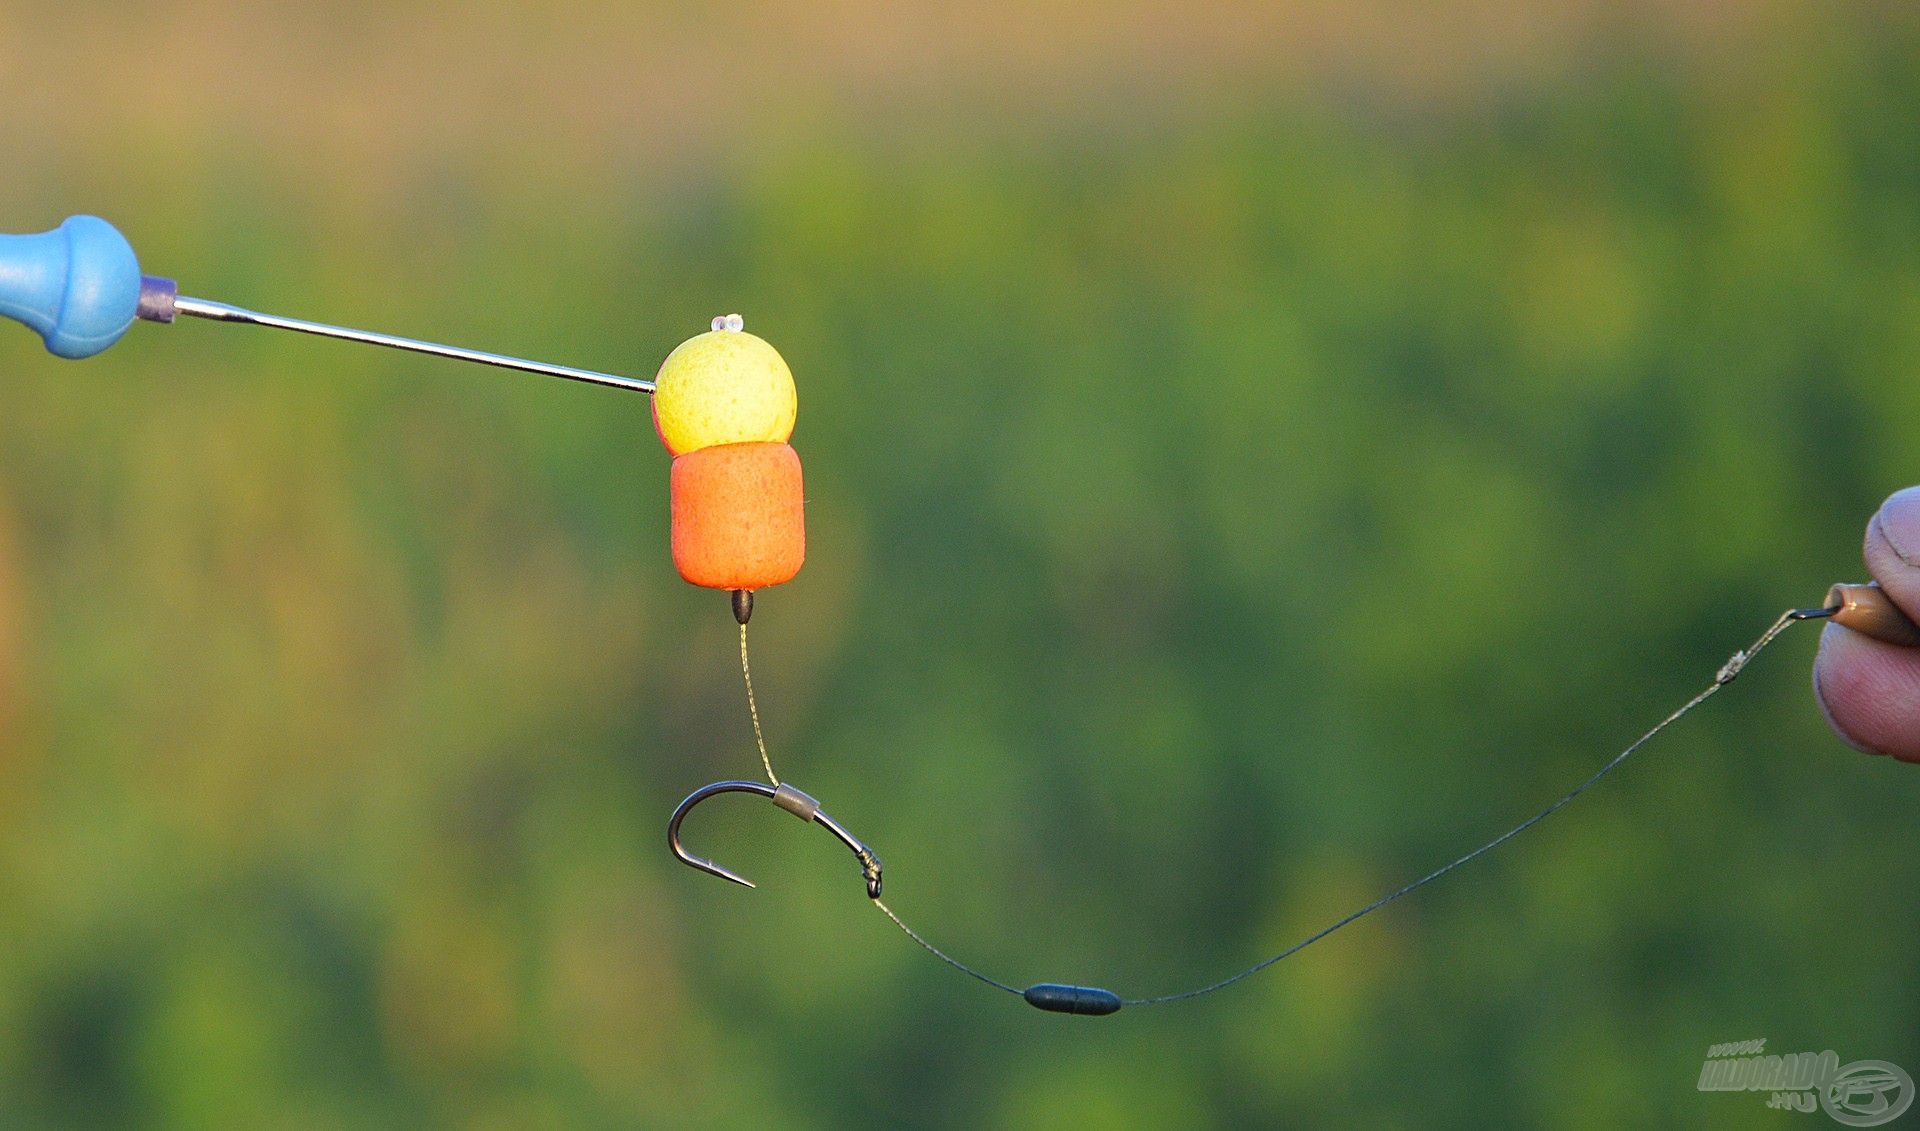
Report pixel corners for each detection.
[4,213,1919,1016]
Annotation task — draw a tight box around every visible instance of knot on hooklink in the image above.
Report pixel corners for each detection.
[857,848,884,899]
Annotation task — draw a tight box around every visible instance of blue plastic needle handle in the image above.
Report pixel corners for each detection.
[0,215,143,358]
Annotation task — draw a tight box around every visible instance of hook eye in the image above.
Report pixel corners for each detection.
[667,780,884,898]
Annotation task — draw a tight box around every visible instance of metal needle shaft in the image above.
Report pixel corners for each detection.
[168,293,655,395]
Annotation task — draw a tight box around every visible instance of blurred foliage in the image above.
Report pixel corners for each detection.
[2,4,1920,1128]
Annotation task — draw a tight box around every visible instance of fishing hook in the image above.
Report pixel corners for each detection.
[667,780,884,898]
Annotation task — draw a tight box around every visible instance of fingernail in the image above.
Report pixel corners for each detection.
[1875,487,1920,568]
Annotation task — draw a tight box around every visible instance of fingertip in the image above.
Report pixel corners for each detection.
[1812,621,1920,763]
[1813,624,1882,756]
[1865,489,1920,607]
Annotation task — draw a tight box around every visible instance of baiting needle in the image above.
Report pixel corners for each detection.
[154,285,655,395]
[0,214,655,395]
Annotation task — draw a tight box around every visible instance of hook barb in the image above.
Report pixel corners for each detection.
[667,780,884,898]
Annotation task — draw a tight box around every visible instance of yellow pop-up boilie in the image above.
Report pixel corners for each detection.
[652,319,797,456]
[654,316,804,607]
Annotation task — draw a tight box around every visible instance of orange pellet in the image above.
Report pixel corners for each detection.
[670,441,805,591]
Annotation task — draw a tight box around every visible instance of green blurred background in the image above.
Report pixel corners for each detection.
[2,2,1918,1127]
